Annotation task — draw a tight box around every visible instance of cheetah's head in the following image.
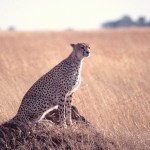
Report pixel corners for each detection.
[70,43,90,60]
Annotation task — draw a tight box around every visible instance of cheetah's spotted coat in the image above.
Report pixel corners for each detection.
[11,43,90,127]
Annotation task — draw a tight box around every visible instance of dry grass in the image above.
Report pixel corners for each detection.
[0,28,150,149]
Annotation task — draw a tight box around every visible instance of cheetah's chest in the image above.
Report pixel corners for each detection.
[72,76,80,92]
[69,72,81,93]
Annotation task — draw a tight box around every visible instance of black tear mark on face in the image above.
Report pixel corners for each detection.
[83,50,85,56]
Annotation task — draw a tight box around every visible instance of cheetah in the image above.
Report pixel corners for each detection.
[11,43,90,127]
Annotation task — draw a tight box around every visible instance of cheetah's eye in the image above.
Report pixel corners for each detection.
[80,46,84,49]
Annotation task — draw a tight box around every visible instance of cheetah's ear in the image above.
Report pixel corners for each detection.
[70,43,75,48]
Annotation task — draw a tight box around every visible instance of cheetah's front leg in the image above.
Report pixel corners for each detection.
[58,93,67,128]
[65,94,73,126]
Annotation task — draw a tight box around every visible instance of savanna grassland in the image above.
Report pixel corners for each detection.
[0,29,150,149]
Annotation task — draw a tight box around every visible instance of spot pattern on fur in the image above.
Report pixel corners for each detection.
[11,43,90,127]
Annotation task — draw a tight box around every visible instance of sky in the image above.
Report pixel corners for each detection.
[0,0,150,31]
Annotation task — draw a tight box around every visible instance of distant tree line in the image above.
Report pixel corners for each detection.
[102,15,150,28]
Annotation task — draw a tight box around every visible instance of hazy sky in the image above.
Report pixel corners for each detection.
[0,0,149,30]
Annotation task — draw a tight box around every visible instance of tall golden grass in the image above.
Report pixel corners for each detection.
[0,29,150,149]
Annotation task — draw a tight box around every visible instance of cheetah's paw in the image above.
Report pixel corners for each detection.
[66,120,73,126]
[59,122,67,128]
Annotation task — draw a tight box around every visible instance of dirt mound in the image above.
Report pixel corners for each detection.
[45,105,90,125]
[0,106,119,150]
